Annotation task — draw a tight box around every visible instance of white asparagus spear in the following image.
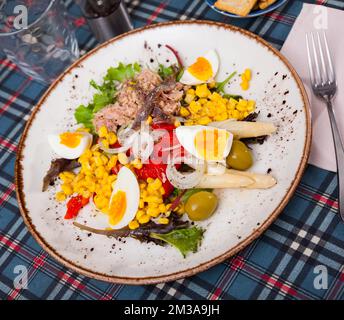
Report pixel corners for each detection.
[210,120,277,139]
[196,167,276,189]
[196,172,255,189]
[227,169,277,189]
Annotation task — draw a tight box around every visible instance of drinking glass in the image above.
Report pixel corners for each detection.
[0,0,80,83]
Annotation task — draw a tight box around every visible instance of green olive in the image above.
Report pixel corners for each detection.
[226,140,253,171]
[185,191,218,221]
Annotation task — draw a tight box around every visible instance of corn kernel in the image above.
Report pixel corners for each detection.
[56,191,66,202]
[136,210,145,219]
[138,214,150,224]
[244,68,252,81]
[147,207,160,218]
[179,107,190,117]
[146,115,153,125]
[118,153,129,165]
[158,204,166,213]
[198,116,212,125]
[147,178,154,184]
[129,220,139,230]
[108,132,117,145]
[98,126,108,138]
[241,81,249,91]
[196,84,211,98]
[187,88,195,95]
[61,184,73,196]
[184,93,195,104]
[158,217,169,225]
[174,119,181,127]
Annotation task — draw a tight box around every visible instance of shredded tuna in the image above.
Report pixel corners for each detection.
[93,68,185,131]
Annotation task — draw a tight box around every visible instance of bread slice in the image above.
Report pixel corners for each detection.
[258,0,277,10]
[214,0,258,17]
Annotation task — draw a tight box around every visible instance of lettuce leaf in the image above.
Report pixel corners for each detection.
[158,64,174,79]
[150,227,204,258]
[74,63,141,131]
[216,71,237,94]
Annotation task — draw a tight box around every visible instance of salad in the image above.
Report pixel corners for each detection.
[43,47,277,257]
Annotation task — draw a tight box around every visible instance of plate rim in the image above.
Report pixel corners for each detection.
[15,20,312,285]
[205,0,289,18]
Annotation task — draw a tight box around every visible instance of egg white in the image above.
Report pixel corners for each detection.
[48,132,92,159]
[108,166,140,230]
[175,125,233,162]
[179,50,219,85]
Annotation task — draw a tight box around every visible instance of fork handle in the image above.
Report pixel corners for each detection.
[326,99,344,221]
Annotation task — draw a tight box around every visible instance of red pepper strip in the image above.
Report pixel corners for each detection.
[64,195,89,220]
[111,163,123,175]
[165,44,184,68]
[170,190,187,212]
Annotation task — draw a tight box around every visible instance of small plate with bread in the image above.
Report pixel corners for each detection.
[205,0,288,18]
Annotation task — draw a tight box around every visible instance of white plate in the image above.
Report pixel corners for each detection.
[16,21,311,284]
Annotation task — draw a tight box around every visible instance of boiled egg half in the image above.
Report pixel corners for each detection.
[179,50,219,85]
[48,131,93,159]
[108,166,140,229]
[175,125,233,162]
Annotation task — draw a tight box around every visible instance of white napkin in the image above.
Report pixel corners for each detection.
[281,3,344,172]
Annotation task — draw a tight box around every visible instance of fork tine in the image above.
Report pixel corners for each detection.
[322,31,336,82]
[306,33,316,86]
[310,32,322,86]
[316,32,328,84]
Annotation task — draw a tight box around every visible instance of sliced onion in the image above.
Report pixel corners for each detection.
[99,141,131,154]
[117,123,136,145]
[166,156,205,189]
[132,132,154,163]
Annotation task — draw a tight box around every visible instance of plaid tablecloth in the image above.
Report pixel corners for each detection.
[0,0,343,300]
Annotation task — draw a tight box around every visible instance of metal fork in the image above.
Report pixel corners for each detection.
[306,31,344,222]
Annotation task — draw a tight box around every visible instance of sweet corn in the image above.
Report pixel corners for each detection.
[136,210,145,219]
[182,83,256,124]
[131,158,143,169]
[108,132,117,145]
[158,217,169,225]
[98,126,108,138]
[147,207,160,218]
[56,191,66,202]
[61,184,73,196]
[146,115,153,125]
[195,84,211,98]
[118,152,129,165]
[241,81,249,91]
[138,214,150,224]
[129,220,139,230]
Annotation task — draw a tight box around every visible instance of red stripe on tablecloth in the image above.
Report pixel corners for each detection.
[0,183,15,206]
[58,271,86,291]
[312,194,338,209]
[33,253,47,269]
[146,2,168,25]
[0,77,31,115]
[0,59,17,70]
[266,11,294,24]
[7,289,20,300]
[0,234,20,251]
[262,274,298,296]
[230,256,245,271]
[209,287,222,300]
[0,137,17,152]
[298,186,338,210]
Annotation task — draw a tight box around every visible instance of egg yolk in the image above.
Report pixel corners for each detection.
[194,129,229,161]
[59,132,82,148]
[108,190,127,226]
[188,57,213,81]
